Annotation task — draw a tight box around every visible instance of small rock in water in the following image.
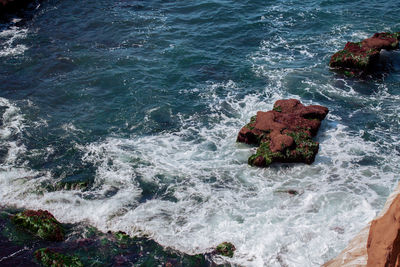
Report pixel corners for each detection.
[237,99,328,167]
[287,189,299,195]
[275,189,300,195]
[53,172,93,191]
[215,242,236,258]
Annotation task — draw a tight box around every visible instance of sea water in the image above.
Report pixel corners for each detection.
[0,0,400,266]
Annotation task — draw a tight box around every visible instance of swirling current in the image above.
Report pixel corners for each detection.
[1,0,400,266]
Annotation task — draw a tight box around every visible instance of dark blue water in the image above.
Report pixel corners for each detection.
[1,1,400,265]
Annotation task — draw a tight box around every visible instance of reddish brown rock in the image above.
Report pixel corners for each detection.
[237,99,328,167]
[269,132,294,153]
[367,193,400,267]
[323,183,400,267]
[330,32,400,76]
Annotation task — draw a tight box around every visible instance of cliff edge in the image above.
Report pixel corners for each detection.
[323,182,400,267]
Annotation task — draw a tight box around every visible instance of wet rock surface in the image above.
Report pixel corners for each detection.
[34,248,83,267]
[0,208,218,266]
[330,32,400,76]
[53,173,92,191]
[12,209,65,241]
[237,99,328,167]
[215,242,236,258]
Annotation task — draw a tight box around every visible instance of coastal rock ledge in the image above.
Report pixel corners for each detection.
[324,182,400,267]
[237,99,328,167]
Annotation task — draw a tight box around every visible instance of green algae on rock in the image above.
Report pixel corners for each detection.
[1,207,214,266]
[107,230,210,266]
[215,242,236,258]
[329,32,400,75]
[34,248,83,267]
[62,227,212,267]
[11,210,65,241]
[237,99,328,167]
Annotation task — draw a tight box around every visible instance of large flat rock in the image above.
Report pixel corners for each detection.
[329,32,400,76]
[237,99,328,167]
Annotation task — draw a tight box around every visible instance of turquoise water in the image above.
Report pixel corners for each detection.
[1,0,400,265]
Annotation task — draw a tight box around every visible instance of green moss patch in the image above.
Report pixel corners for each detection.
[1,207,214,266]
[215,242,236,258]
[237,99,328,167]
[12,210,65,241]
[248,131,319,167]
[35,248,83,267]
[329,31,400,75]
[273,105,282,112]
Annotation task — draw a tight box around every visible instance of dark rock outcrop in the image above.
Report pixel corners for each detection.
[330,32,400,76]
[34,248,83,267]
[237,99,328,167]
[1,208,215,266]
[54,174,92,191]
[11,209,65,241]
[0,0,37,17]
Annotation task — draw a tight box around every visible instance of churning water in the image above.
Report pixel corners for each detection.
[1,0,400,266]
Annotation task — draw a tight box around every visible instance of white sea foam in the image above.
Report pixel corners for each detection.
[0,25,28,57]
[0,98,26,164]
[73,84,394,266]
[1,10,400,267]
[1,76,396,266]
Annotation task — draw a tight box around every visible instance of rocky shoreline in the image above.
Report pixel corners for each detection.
[0,207,235,266]
[0,2,399,263]
[323,182,400,267]
[322,32,400,267]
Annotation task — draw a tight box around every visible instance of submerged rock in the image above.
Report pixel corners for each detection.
[215,242,236,258]
[330,32,400,75]
[12,210,65,241]
[237,99,328,167]
[34,248,83,267]
[275,189,300,195]
[54,174,92,191]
